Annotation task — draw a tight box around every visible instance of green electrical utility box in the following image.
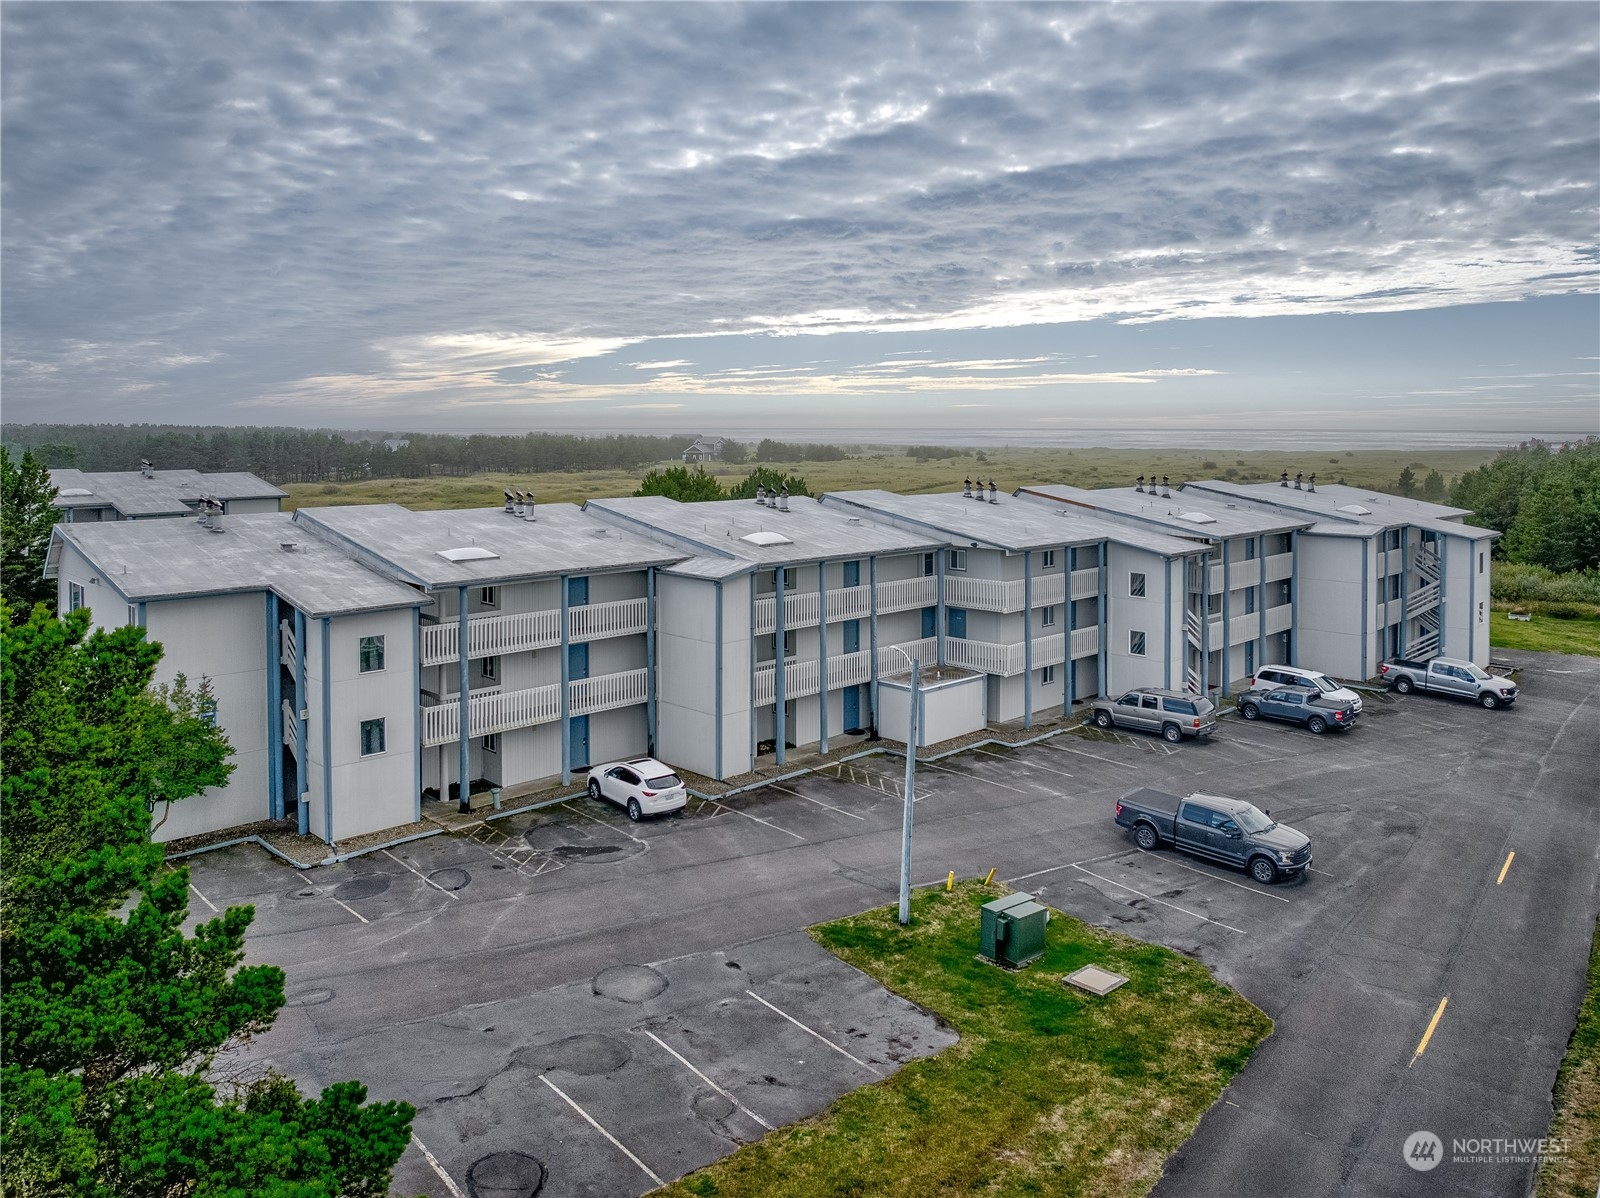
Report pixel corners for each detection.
[980,892,1048,967]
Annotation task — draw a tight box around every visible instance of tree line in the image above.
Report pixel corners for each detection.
[1450,438,1599,575]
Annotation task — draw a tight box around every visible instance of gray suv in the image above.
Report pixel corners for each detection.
[1090,688,1218,743]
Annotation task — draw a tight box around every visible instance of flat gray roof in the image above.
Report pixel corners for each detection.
[47,514,424,618]
[823,489,1206,557]
[1181,481,1498,541]
[585,495,947,580]
[1017,483,1313,540]
[49,468,287,516]
[293,503,688,588]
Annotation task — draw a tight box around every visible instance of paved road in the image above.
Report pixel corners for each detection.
[192,648,1600,1197]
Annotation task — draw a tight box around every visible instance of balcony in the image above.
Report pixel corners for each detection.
[281,698,300,754]
[751,639,938,706]
[279,621,298,669]
[1265,603,1293,635]
[420,597,646,666]
[754,576,940,634]
[1405,581,1441,614]
[420,667,647,746]
[1263,552,1294,583]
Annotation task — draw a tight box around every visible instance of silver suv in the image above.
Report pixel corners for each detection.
[1249,665,1363,714]
[1090,688,1218,743]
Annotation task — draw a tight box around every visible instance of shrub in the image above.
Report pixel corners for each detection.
[1543,604,1589,620]
[1491,562,1600,606]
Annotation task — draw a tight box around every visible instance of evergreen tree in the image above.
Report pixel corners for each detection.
[727,467,813,499]
[1421,469,1446,501]
[1,446,61,622]
[632,464,727,502]
[1395,466,1418,497]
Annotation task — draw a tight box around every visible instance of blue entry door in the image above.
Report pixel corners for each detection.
[568,642,589,680]
[842,619,861,653]
[921,606,936,638]
[569,715,590,768]
[567,576,589,607]
[842,685,861,731]
[947,607,967,639]
[842,560,861,588]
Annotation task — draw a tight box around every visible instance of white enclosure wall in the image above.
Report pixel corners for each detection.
[655,573,752,780]
[1103,545,1173,694]
[1293,535,1372,680]
[325,608,418,841]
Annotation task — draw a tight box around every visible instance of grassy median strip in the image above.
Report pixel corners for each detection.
[660,881,1272,1198]
[1539,917,1600,1198]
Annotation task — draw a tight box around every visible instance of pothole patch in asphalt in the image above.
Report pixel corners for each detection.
[466,1151,545,1198]
[515,1033,631,1076]
[592,964,668,1003]
[287,886,321,899]
[334,875,390,901]
[428,867,472,891]
[285,987,335,1007]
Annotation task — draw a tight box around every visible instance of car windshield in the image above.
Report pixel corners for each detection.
[646,773,682,789]
[1235,805,1275,833]
[1464,664,1492,680]
[1309,675,1338,692]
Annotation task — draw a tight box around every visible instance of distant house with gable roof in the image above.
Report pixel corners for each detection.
[681,435,727,463]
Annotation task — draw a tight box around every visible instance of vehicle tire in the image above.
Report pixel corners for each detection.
[1094,710,1115,729]
[1308,716,1328,735]
[588,778,602,801]
[1162,723,1183,744]
[1394,676,1414,694]
[1250,856,1278,885]
[1241,703,1260,721]
[627,799,643,822]
[1134,823,1160,851]
[1479,692,1499,710]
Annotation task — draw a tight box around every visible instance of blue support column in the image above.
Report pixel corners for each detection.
[137,601,146,628]
[646,569,658,755]
[817,561,829,755]
[1360,538,1370,679]
[935,551,947,666]
[1163,556,1173,690]
[458,586,471,811]
[320,617,333,845]
[1022,551,1033,729]
[265,593,282,821]
[294,608,309,837]
[749,573,757,766]
[1290,530,1300,663]
[773,566,787,766]
[1097,549,1108,699]
[412,606,422,822]
[1401,533,1410,653]
[868,555,880,733]
[1200,550,1212,698]
[1438,537,1449,657]
[559,577,571,785]
[714,580,724,779]
[1257,535,1267,670]
[1062,546,1073,717]
[1220,539,1231,697]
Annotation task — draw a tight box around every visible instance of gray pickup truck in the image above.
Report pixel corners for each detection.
[1114,787,1312,884]
[1378,656,1517,709]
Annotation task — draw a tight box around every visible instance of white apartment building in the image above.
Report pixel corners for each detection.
[1015,481,1306,697]
[49,465,286,522]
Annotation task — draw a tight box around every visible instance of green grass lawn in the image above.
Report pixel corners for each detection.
[1539,919,1600,1197]
[1490,609,1600,658]
[658,881,1272,1198]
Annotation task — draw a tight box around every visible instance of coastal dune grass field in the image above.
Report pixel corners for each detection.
[658,881,1273,1198]
[282,445,1504,512]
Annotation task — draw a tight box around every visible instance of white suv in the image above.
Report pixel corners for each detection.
[1248,665,1363,714]
[586,757,688,821]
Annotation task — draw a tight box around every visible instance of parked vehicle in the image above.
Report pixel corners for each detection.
[586,757,688,820]
[1249,664,1363,714]
[1237,686,1360,734]
[1089,688,1218,743]
[1379,657,1517,709]
[1114,787,1312,884]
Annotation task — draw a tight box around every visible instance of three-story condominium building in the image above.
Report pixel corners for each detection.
[49,465,287,522]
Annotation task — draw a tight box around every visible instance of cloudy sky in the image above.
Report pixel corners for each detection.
[3,2,1596,440]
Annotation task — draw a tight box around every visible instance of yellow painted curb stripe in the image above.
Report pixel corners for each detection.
[1497,851,1515,885]
[1410,996,1449,1066]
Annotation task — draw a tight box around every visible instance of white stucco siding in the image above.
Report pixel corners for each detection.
[1292,535,1370,680]
[496,723,562,792]
[324,608,418,840]
[1440,534,1486,664]
[588,705,648,767]
[1103,545,1169,694]
[54,542,137,634]
[654,574,727,778]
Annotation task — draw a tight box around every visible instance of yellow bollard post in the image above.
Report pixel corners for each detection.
[946,871,955,891]
[983,867,997,886]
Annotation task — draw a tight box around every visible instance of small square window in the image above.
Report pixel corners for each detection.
[479,586,498,608]
[947,549,967,572]
[69,583,85,612]
[1041,664,1056,685]
[1042,605,1057,628]
[360,718,386,756]
[481,655,499,680]
[359,635,385,673]
[1129,572,1146,598]
[482,732,499,753]
[1041,550,1057,569]
[922,552,936,577]
[1129,630,1147,656]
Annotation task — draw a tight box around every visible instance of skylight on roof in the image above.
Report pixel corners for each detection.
[1176,510,1217,524]
[740,530,794,546]
[1337,504,1372,516]
[436,547,500,562]
[57,488,94,497]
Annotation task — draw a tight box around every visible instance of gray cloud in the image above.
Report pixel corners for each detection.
[2,2,1595,425]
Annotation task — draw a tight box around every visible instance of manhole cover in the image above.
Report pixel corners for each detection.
[516,1033,631,1076]
[334,875,390,901]
[466,1151,545,1198]
[592,964,668,1002]
[428,867,472,891]
[692,1091,735,1121]
[287,887,321,899]
[285,987,335,1007]
[1064,964,1130,996]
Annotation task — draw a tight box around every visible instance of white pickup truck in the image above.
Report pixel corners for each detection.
[1378,656,1517,709]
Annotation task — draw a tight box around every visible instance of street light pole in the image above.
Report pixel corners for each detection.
[892,646,920,925]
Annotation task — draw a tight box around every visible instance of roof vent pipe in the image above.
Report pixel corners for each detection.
[523,492,537,522]
[1280,471,1290,487]
[1307,473,1317,493]
[503,489,517,514]
[1136,475,1146,493]
[779,486,790,513]
[204,497,225,532]
[140,458,154,479]
[962,477,973,499]
[1295,472,1304,490]
[987,479,998,504]
[1161,476,1171,498]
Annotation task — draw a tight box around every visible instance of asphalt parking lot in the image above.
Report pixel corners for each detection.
[199,648,1599,1198]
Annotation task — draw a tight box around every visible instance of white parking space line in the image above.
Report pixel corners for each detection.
[745,989,881,1074]
[914,759,1031,794]
[411,1134,467,1198]
[1071,865,1247,935]
[1006,848,1134,884]
[1044,742,1139,770]
[379,850,461,901]
[329,897,371,924]
[1307,866,1336,878]
[538,1074,664,1187]
[564,802,647,844]
[1129,849,1292,902]
[977,747,1073,778]
[188,883,219,913]
[704,799,807,841]
[827,762,935,803]
[637,1028,776,1130]
[293,870,372,923]
[770,783,867,820]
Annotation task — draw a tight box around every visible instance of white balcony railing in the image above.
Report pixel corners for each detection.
[874,575,938,615]
[1033,633,1067,668]
[1405,582,1441,614]
[281,698,299,753]
[753,589,822,635]
[1263,552,1294,583]
[1229,558,1262,590]
[1070,567,1100,600]
[1071,624,1100,659]
[569,597,648,644]
[1265,603,1293,635]
[944,637,1023,676]
[280,621,297,669]
[421,668,647,746]
[827,585,874,623]
[569,667,648,717]
[1228,610,1261,645]
[876,637,938,677]
[421,598,646,666]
